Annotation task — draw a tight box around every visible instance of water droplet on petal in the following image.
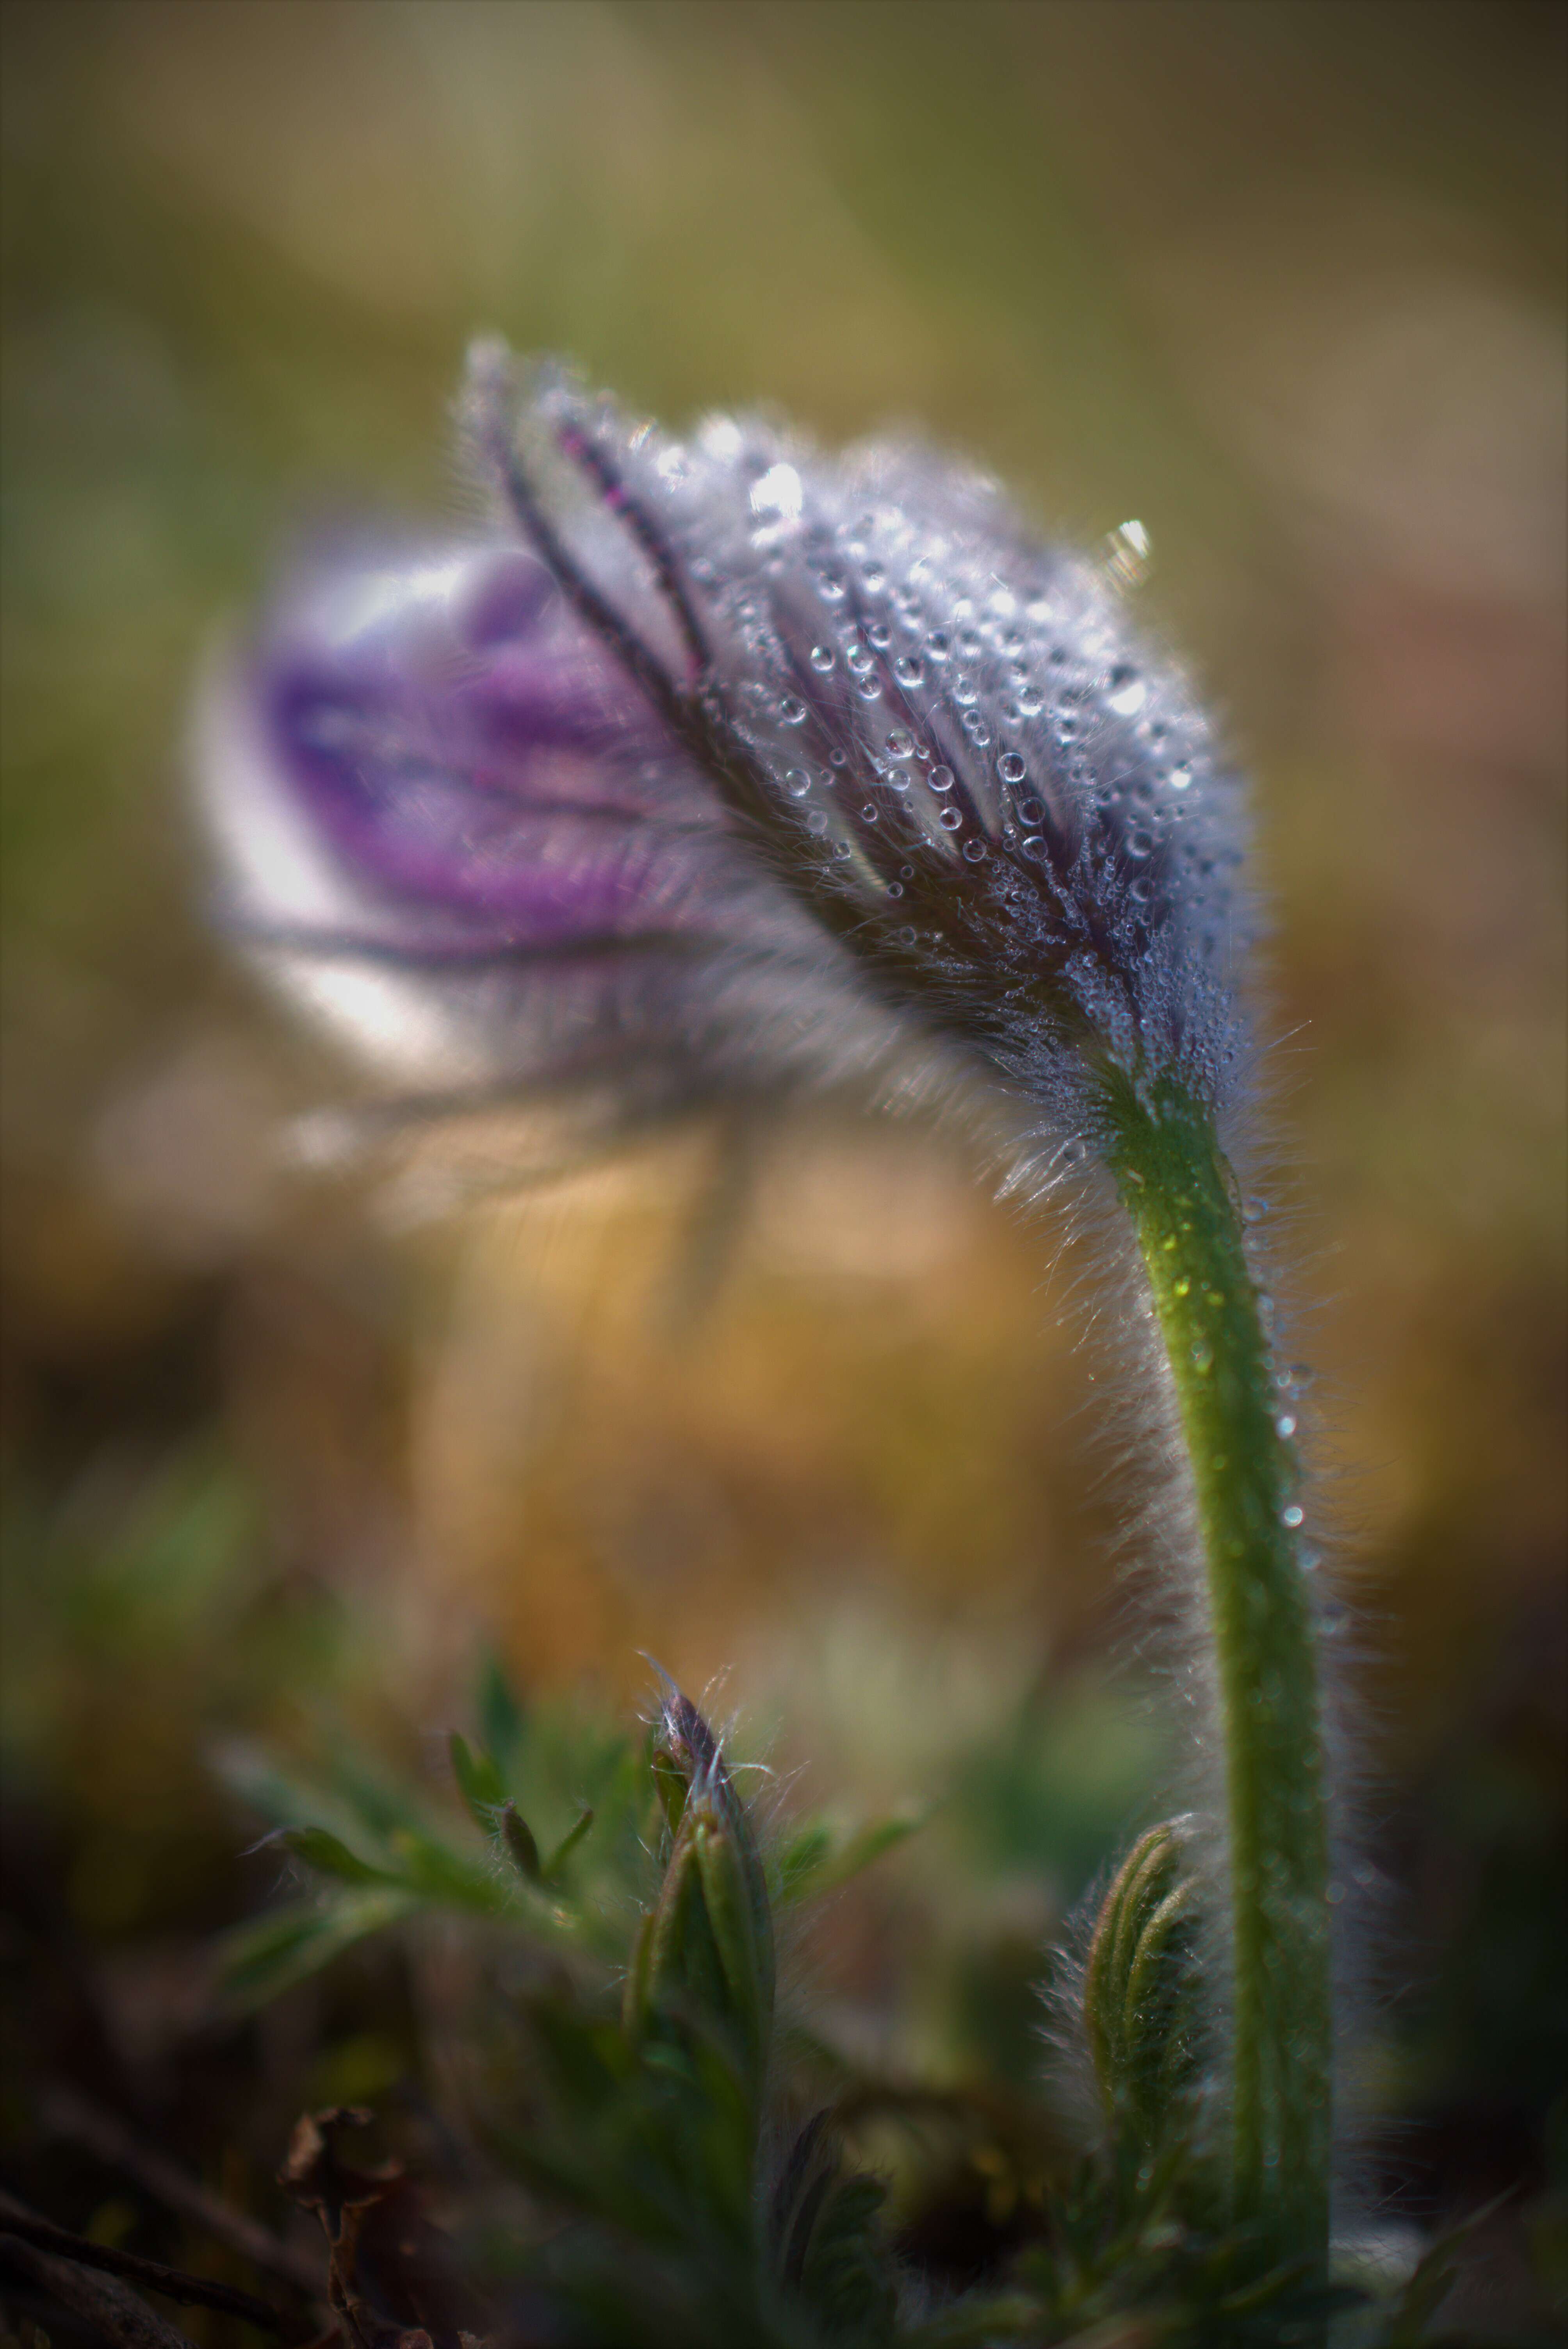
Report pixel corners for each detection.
[809,644,836,672]
[1276,1413,1297,1438]
[1281,1504,1304,1529]
[962,839,987,861]
[784,769,811,798]
[894,654,924,685]
[1106,663,1147,716]
[938,807,963,832]
[779,696,807,726]
[928,765,954,792]
[998,751,1027,783]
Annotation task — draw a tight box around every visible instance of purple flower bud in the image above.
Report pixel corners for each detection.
[200,345,1254,1164]
[463,344,1255,1135]
[195,530,914,1122]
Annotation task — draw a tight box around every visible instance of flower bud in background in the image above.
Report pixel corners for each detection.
[194,530,924,1144]
[623,1686,775,2107]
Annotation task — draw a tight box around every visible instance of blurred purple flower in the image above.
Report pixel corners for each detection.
[197,531,912,1128]
[199,343,1255,1164]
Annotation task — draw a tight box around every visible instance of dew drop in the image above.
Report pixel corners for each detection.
[886,880,904,898]
[893,654,924,685]
[998,751,1027,783]
[928,765,955,793]
[1281,1503,1305,1529]
[866,622,891,649]
[1276,1413,1297,1439]
[1106,663,1147,716]
[846,642,873,674]
[962,715,992,747]
[951,674,977,706]
[896,924,917,945]
[1174,1277,1191,1297]
[1191,1341,1214,1374]
[884,729,913,758]
[809,644,836,672]
[962,839,987,862]
[857,679,884,700]
[1169,764,1194,791]
[831,840,853,860]
[1017,684,1044,716]
[779,696,807,726]
[938,807,963,832]
[926,629,950,661]
[784,769,811,798]
[805,809,829,835]
[1128,877,1152,905]
[1126,828,1154,859]
[1019,834,1045,858]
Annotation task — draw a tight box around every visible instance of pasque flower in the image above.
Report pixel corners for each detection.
[198,343,1333,2289]
[201,344,1252,1153]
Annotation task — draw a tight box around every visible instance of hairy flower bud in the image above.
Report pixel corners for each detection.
[464,343,1255,1141]
[1082,1816,1204,2156]
[623,1687,775,2100]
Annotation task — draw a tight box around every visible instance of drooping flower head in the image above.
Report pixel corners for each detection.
[200,343,1255,1167]
[462,348,1254,1118]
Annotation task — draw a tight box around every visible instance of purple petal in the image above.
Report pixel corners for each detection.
[196,535,912,1107]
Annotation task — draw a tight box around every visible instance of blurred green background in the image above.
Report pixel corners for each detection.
[2,1,1564,2334]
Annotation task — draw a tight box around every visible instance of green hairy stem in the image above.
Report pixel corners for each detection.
[1097,1065,1332,2279]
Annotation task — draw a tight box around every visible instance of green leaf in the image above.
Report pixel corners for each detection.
[774,1808,925,1906]
[449,1729,508,1825]
[542,1805,595,1878]
[280,1826,399,1886]
[386,1823,506,1911]
[217,1888,417,2006]
[502,1799,543,1881]
[476,1651,526,1771]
